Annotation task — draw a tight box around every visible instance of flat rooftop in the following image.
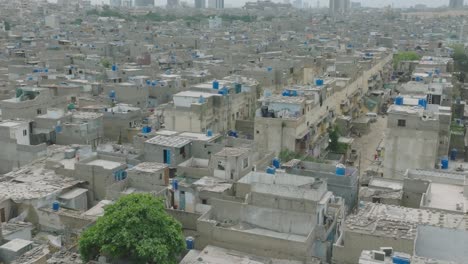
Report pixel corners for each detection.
[0,238,33,252]
[345,203,467,239]
[369,178,403,191]
[59,188,88,200]
[193,177,232,193]
[180,245,307,264]
[214,147,249,157]
[146,135,192,148]
[128,162,168,173]
[174,91,220,98]
[179,132,220,141]
[424,183,466,213]
[86,159,123,170]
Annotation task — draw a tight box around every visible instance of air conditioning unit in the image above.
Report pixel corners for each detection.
[379,247,393,257]
[372,250,386,261]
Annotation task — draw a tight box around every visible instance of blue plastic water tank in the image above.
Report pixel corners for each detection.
[206,129,213,137]
[152,80,158,86]
[111,64,117,71]
[266,167,276,175]
[212,80,219,89]
[272,158,281,169]
[316,79,324,86]
[418,98,427,109]
[186,237,194,250]
[198,95,206,104]
[267,67,273,72]
[450,148,458,161]
[235,83,242,94]
[109,90,116,99]
[336,164,346,176]
[441,157,449,169]
[282,90,290,97]
[52,201,60,211]
[395,96,403,105]
[392,255,411,264]
[146,79,151,85]
[291,90,298,97]
[55,125,62,133]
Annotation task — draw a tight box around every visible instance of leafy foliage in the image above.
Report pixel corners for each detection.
[100,58,111,69]
[328,126,348,154]
[79,194,185,264]
[4,21,11,31]
[393,51,422,69]
[451,44,468,73]
[279,149,324,163]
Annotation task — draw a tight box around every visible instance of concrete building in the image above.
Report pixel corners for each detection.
[332,202,468,264]
[161,76,259,134]
[329,0,350,15]
[102,104,143,143]
[198,172,345,262]
[285,161,359,212]
[208,0,224,9]
[0,87,66,120]
[134,0,154,7]
[144,135,192,167]
[166,0,179,8]
[194,0,205,8]
[449,0,464,8]
[181,245,313,264]
[34,110,104,147]
[383,104,442,179]
[102,82,149,108]
[0,239,33,264]
[210,147,252,182]
[0,120,47,174]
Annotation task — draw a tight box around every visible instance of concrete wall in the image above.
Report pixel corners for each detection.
[383,114,440,179]
[165,209,201,231]
[414,225,468,263]
[0,141,47,174]
[402,178,430,208]
[127,167,169,192]
[332,231,414,264]
[103,110,143,143]
[197,199,316,261]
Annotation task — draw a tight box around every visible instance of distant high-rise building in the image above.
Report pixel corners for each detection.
[134,0,154,7]
[449,0,464,8]
[195,0,205,8]
[110,0,122,7]
[329,0,350,15]
[208,0,224,9]
[167,0,179,8]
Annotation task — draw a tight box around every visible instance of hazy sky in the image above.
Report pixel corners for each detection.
[87,0,449,8]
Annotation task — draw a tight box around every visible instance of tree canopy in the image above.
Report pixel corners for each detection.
[393,51,422,69]
[79,193,185,264]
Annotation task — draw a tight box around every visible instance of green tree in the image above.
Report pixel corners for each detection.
[79,194,186,264]
[4,21,11,31]
[393,51,422,69]
[100,58,111,68]
[451,44,468,74]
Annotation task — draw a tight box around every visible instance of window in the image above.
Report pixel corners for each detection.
[202,199,207,205]
[37,109,42,115]
[243,158,249,169]
[230,172,234,180]
[159,174,162,180]
[397,119,406,127]
[23,130,27,136]
[256,130,260,134]
[372,197,381,203]
[217,161,225,171]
